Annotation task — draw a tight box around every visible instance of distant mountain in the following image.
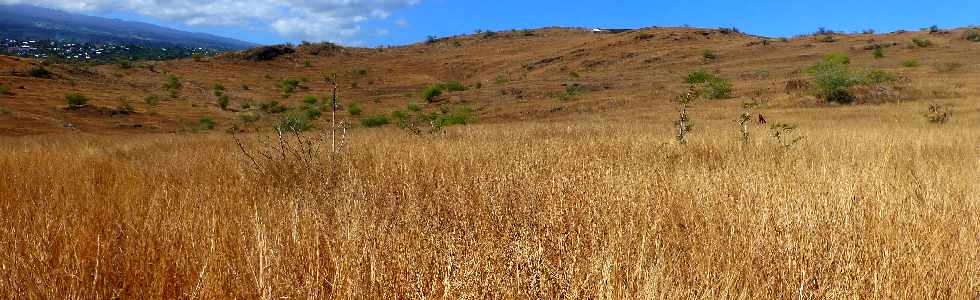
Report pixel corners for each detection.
[0,4,257,50]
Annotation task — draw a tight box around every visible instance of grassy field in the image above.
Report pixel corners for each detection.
[0,101,977,298]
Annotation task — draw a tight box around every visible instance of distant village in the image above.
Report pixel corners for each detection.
[0,38,224,63]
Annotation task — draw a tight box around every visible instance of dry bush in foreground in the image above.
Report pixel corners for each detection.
[0,112,978,298]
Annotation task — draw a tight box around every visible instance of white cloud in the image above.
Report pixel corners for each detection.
[1,0,419,43]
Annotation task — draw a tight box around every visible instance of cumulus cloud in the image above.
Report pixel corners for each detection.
[1,0,418,42]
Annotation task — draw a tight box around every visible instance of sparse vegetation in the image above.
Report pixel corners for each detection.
[163,75,181,90]
[701,49,718,60]
[807,55,862,103]
[901,59,920,68]
[443,81,465,92]
[197,117,215,130]
[935,62,963,73]
[239,111,260,124]
[556,84,581,101]
[684,70,733,99]
[278,79,302,97]
[217,95,230,110]
[259,100,287,113]
[407,102,422,112]
[872,46,884,59]
[494,74,508,84]
[911,38,933,48]
[0,84,11,96]
[422,85,443,103]
[276,113,313,131]
[962,29,980,42]
[143,94,161,106]
[64,92,88,109]
[29,66,52,78]
[346,103,362,115]
[212,83,225,97]
[361,114,390,127]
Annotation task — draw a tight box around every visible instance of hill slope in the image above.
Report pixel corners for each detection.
[0,26,978,135]
[0,4,256,50]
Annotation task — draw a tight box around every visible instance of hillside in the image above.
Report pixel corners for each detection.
[1,26,979,135]
[0,4,256,50]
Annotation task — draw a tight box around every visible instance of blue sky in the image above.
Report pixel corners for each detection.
[9,0,980,46]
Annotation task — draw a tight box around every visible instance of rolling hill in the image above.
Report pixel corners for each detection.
[0,26,978,135]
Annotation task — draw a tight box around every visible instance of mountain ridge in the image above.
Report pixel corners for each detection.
[0,4,257,50]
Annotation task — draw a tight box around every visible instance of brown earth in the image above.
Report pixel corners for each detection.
[1,26,979,135]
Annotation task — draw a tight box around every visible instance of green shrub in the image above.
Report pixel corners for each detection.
[963,29,980,42]
[192,53,204,62]
[217,95,230,110]
[556,85,581,101]
[276,113,313,131]
[494,74,508,84]
[303,60,312,67]
[163,75,181,90]
[433,106,473,128]
[0,85,11,96]
[302,95,318,105]
[239,112,260,124]
[65,92,88,109]
[29,67,52,78]
[361,114,390,127]
[685,70,715,84]
[902,59,919,68]
[212,83,225,96]
[304,107,322,120]
[911,38,933,48]
[278,79,301,97]
[347,103,362,115]
[702,49,718,60]
[116,59,132,69]
[864,69,897,84]
[703,78,733,99]
[197,117,215,130]
[144,94,161,106]
[443,81,465,92]
[259,100,287,113]
[569,71,580,79]
[823,53,850,65]
[808,59,861,103]
[422,85,443,103]
[407,102,422,112]
[872,47,884,59]
[684,70,733,99]
[115,99,134,114]
[818,35,836,43]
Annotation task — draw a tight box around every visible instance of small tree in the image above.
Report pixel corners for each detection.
[808,55,860,103]
[737,102,758,143]
[673,86,698,145]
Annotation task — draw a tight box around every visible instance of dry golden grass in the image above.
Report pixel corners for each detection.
[0,102,978,298]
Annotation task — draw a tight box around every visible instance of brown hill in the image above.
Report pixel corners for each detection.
[1,26,978,135]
